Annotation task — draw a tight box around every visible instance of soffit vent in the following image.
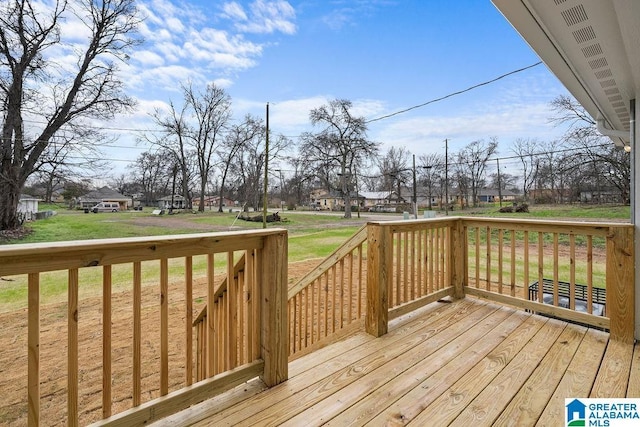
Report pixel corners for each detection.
[594,69,612,79]
[561,5,588,27]
[572,26,596,43]
[604,88,620,96]
[608,95,623,102]
[581,43,603,58]
[554,0,567,5]
[588,57,608,70]
[611,101,625,108]
[599,79,617,88]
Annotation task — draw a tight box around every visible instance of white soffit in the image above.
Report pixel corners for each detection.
[492,0,639,146]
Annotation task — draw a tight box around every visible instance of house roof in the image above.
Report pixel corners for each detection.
[359,191,391,200]
[492,0,638,148]
[81,187,129,201]
[19,194,40,201]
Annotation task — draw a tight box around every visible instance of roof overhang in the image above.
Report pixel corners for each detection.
[492,0,639,148]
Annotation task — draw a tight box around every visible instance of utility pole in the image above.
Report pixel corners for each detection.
[496,158,503,207]
[445,139,449,216]
[412,154,418,219]
[263,103,269,229]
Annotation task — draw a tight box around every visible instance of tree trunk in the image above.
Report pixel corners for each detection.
[0,169,22,230]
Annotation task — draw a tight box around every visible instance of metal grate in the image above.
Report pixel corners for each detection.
[561,5,588,27]
[599,79,617,88]
[572,26,596,44]
[581,43,603,58]
[594,69,612,79]
[588,57,608,70]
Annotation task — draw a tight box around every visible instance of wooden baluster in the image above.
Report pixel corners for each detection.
[498,229,504,294]
[510,230,516,297]
[227,252,237,369]
[160,259,169,396]
[206,254,215,377]
[68,268,79,427]
[185,257,193,385]
[28,273,40,426]
[133,262,141,406]
[102,266,112,418]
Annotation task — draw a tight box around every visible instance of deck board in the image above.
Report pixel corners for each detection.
[158,297,636,427]
[492,323,586,426]
[324,309,529,426]
[281,306,515,427]
[535,327,609,426]
[591,339,634,397]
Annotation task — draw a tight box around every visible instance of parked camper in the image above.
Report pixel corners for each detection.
[92,202,120,213]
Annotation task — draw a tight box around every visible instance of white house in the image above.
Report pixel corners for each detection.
[18,194,40,222]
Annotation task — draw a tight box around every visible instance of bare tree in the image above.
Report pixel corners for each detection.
[550,94,630,203]
[418,153,444,210]
[217,115,262,212]
[184,83,231,211]
[300,99,378,218]
[147,101,193,209]
[235,130,288,211]
[0,0,141,229]
[511,138,540,201]
[128,150,172,205]
[456,139,498,208]
[377,146,410,198]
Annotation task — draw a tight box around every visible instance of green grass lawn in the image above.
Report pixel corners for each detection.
[0,203,627,313]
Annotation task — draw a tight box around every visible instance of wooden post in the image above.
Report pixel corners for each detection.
[68,268,79,427]
[606,225,635,343]
[260,231,288,387]
[366,223,390,337]
[450,219,466,299]
[27,273,39,427]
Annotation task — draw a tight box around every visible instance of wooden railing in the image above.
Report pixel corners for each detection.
[286,226,368,359]
[192,253,255,382]
[0,229,288,426]
[459,217,634,342]
[2,217,634,426]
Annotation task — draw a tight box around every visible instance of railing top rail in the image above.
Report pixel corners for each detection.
[366,216,631,235]
[288,224,368,299]
[458,216,631,235]
[0,228,287,276]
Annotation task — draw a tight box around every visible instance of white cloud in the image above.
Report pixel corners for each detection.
[131,50,165,67]
[221,2,248,21]
[221,0,297,35]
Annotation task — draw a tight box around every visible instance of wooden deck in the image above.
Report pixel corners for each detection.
[158,297,639,426]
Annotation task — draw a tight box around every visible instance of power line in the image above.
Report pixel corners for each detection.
[365,62,543,123]
[16,62,544,136]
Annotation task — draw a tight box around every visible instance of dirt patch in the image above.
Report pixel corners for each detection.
[0,259,320,426]
[0,226,33,243]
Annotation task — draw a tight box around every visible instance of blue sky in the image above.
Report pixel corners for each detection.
[92,0,571,174]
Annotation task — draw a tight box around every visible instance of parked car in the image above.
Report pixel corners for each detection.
[91,202,120,213]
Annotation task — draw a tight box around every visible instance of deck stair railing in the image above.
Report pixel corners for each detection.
[0,229,287,426]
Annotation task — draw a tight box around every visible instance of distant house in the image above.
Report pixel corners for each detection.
[192,196,235,209]
[157,195,186,210]
[18,194,40,221]
[309,189,363,211]
[77,187,130,210]
[359,191,389,209]
[477,189,518,204]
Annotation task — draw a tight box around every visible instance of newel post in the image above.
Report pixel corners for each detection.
[260,231,289,386]
[366,223,391,337]
[450,218,466,299]
[606,225,635,343]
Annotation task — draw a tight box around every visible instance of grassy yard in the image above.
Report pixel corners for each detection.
[0,203,628,312]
